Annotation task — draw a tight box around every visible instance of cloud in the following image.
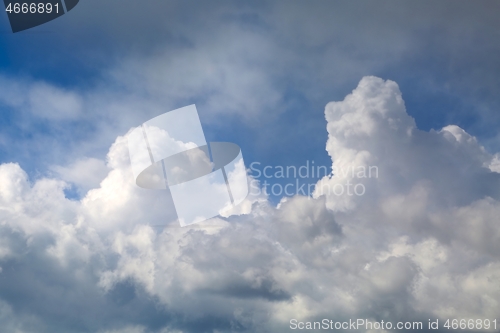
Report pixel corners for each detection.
[0,27,285,173]
[51,157,109,195]
[108,30,283,121]
[0,77,82,120]
[3,0,500,180]
[0,77,499,332]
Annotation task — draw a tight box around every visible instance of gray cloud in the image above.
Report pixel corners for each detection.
[2,0,500,177]
[0,77,499,332]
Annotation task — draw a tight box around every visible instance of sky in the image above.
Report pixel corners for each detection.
[0,1,499,332]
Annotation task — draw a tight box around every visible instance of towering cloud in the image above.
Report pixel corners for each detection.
[0,77,499,332]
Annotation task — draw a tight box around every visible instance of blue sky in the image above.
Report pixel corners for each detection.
[0,1,500,332]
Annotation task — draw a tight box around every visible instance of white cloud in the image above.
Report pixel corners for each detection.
[0,77,499,332]
[51,157,109,195]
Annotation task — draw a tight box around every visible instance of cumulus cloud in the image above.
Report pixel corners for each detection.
[51,157,109,195]
[0,77,499,332]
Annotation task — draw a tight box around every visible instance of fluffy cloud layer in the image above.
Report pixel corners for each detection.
[0,77,499,332]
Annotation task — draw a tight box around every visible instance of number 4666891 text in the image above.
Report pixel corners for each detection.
[5,3,59,14]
